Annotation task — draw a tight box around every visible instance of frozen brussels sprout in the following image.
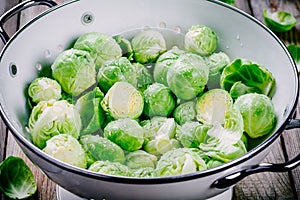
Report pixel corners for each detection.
[196,89,233,125]
[131,30,167,63]
[184,25,218,56]
[263,9,297,33]
[88,160,132,177]
[234,93,277,138]
[220,58,276,97]
[104,118,144,151]
[155,148,207,177]
[143,83,176,117]
[28,77,61,103]
[74,32,122,69]
[97,57,137,93]
[125,150,157,169]
[43,134,87,168]
[176,121,210,148]
[51,49,96,96]
[101,82,144,119]
[173,101,197,125]
[132,62,153,91]
[28,100,81,149]
[75,87,105,135]
[80,135,125,166]
[229,81,260,100]
[153,46,185,86]
[167,53,209,100]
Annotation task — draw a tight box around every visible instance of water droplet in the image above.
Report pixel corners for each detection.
[44,49,51,59]
[240,43,244,47]
[174,26,182,33]
[225,45,229,49]
[36,63,42,71]
[236,34,240,40]
[57,45,63,53]
[159,22,166,28]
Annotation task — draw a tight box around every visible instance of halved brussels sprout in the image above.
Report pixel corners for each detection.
[173,101,197,125]
[263,9,297,33]
[101,82,144,119]
[88,160,132,177]
[125,150,157,169]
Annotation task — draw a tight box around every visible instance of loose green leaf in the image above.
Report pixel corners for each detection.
[287,44,300,71]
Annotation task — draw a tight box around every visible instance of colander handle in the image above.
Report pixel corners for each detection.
[0,0,57,44]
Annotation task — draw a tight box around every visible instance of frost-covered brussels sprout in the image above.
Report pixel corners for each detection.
[229,81,260,100]
[196,89,233,125]
[220,58,276,97]
[125,150,157,169]
[80,135,125,166]
[132,62,153,91]
[97,57,137,93]
[75,87,105,135]
[28,100,81,149]
[28,77,61,103]
[153,46,185,86]
[173,101,197,125]
[101,82,144,119]
[167,53,209,100]
[156,148,207,177]
[104,118,144,151]
[234,93,277,138]
[131,30,167,63]
[88,160,132,177]
[74,32,122,69]
[43,134,87,168]
[263,9,297,33]
[51,49,96,96]
[176,121,210,148]
[143,83,176,117]
[184,25,218,56]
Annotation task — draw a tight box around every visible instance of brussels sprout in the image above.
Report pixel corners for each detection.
[97,57,137,93]
[104,118,144,151]
[167,53,209,100]
[229,81,260,100]
[155,148,207,177]
[80,135,125,166]
[287,44,300,71]
[206,159,224,169]
[196,89,233,125]
[132,62,153,91]
[52,49,96,96]
[74,32,122,69]
[88,160,132,177]
[263,9,297,33]
[0,156,37,199]
[125,150,157,169]
[28,100,81,149]
[234,93,277,138]
[176,121,210,148]
[133,167,156,178]
[113,35,134,59]
[75,87,105,135]
[184,25,218,56]
[131,30,167,63]
[173,101,197,125]
[43,134,87,168]
[101,82,144,119]
[143,83,176,117]
[220,58,276,97]
[28,77,62,103]
[153,46,185,86]
[144,135,181,156]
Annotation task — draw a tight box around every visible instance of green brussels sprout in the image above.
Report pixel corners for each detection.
[206,159,224,169]
[28,77,62,103]
[155,148,207,177]
[229,81,260,100]
[88,160,132,177]
[113,35,134,59]
[51,49,96,96]
[263,9,297,33]
[234,93,277,138]
[97,57,137,93]
[104,118,144,151]
[101,82,144,119]
[75,87,106,135]
[144,135,180,156]
[173,101,197,125]
[287,44,300,71]
[176,121,210,148]
[0,156,37,199]
[28,100,81,149]
[153,46,185,86]
[80,135,125,166]
[43,134,87,168]
[167,53,209,100]
[74,32,122,69]
[220,58,276,97]
[184,25,218,56]
[132,167,155,178]
[143,83,176,117]
[196,89,233,125]
[131,30,167,63]
[125,150,157,169]
[132,62,153,91]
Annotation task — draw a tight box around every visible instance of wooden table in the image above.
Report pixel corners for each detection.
[0,0,299,199]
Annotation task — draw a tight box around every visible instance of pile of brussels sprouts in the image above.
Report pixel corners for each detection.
[27,24,277,177]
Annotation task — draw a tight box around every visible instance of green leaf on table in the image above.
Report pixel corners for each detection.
[287,44,300,71]
[263,9,297,32]
[218,0,235,5]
